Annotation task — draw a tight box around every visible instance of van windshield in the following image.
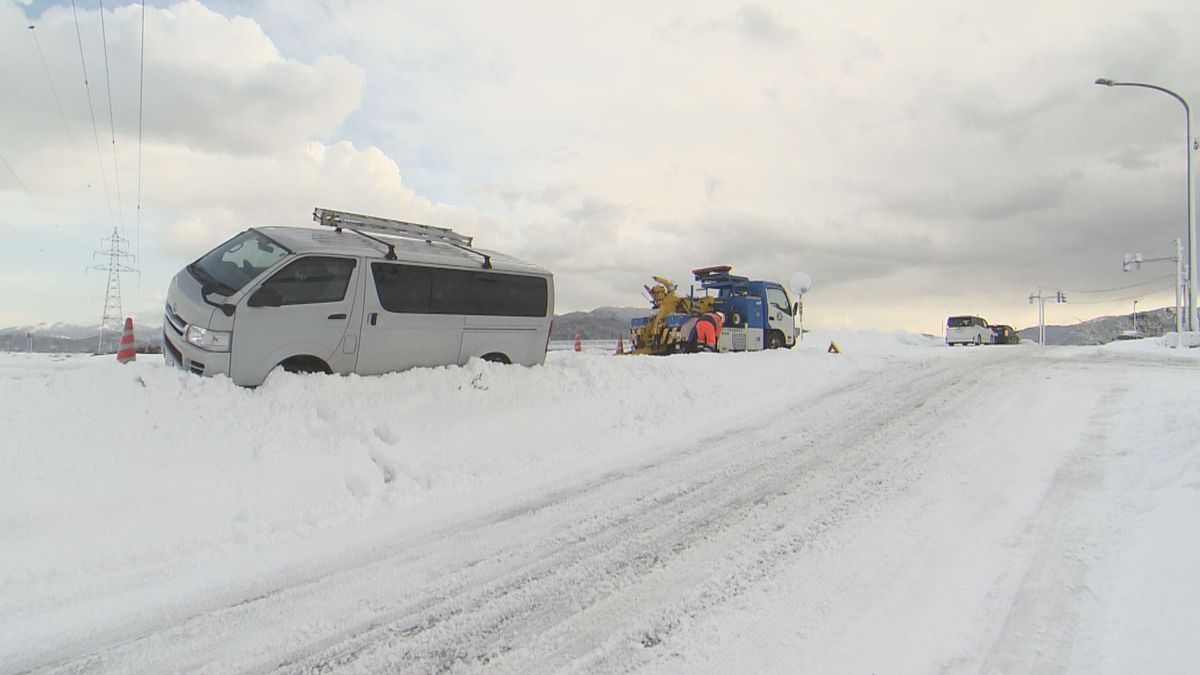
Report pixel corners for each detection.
[187,230,290,295]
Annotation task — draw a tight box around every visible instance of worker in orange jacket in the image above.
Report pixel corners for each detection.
[693,311,724,352]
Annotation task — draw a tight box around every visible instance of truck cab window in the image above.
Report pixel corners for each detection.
[258,256,355,305]
[766,288,792,316]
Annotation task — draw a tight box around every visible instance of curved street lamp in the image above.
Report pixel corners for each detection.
[1095,77,1198,332]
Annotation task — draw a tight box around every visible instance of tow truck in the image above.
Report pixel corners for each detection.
[630,266,799,355]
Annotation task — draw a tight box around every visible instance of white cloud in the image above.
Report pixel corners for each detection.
[4,1,363,156]
[2,0,1198,332]
[147,139,510,258]
[0,1,472,325]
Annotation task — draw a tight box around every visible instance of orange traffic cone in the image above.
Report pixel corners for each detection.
[616,333,625,355]
[116,317,136,363]
[574,329,582,352]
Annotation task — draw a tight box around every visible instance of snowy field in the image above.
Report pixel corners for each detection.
[2,332,1199,673]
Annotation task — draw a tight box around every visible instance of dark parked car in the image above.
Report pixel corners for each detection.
[990,324,1019,344]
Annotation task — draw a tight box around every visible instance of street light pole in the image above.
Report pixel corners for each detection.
[1095,78,1197,332]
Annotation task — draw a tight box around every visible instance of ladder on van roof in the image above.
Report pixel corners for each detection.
[313,207,491,268]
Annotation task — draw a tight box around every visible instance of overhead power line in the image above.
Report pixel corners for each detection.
[0,149,48,253]
[72,0,114,224]
[1,148,101,256]
[98,0,127,237]
[0,150,47,215]
[136,0,146,271]
[0,221,46,254]
[1064,282,1176,305]
[1060,273,1176,295]
[28,25,87,187]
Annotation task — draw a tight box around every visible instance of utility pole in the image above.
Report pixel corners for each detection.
[88,228,137,354]
[1133,300,1139,334]
[1028,288,1066,345]
[1094,78,1197,331]
[1124,238,1184,332]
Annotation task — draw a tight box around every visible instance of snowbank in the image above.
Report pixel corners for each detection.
[3,330,1200,670]
[1,332,919,604]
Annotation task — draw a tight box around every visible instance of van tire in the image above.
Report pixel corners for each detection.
[279,355,332,375]
[481,353,510,364]
[767,331,784,350]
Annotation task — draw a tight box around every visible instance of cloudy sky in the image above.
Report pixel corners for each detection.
[3,0,1198,333]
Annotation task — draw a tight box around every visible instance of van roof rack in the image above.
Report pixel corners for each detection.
[313,207,490,268]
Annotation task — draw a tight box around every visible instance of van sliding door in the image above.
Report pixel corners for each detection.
[357,262,465,374]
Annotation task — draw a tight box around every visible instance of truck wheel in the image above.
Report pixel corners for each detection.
[767,331,784,350]
[730,312,743,327]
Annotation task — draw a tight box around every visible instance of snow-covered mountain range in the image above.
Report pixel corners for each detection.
[0,305,1177,352]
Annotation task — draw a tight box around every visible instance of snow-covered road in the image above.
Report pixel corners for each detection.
[3,334,1199,672]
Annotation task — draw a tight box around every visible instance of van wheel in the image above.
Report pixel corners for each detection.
[973,336,981,346]
[767,331,784,350]
[279,355,331,374]
[481,353,510,365]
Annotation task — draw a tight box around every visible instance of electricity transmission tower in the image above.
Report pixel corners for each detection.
[89,227,137,353]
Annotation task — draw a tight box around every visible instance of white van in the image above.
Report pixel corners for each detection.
[946,315,992,346]
[163,208,554,386]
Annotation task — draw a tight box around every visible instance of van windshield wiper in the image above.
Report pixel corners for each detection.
[186,262,212,283]
[188,264,238,316]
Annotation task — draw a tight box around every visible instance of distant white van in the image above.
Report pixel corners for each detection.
[163,208,554,386]
[946,315,992,346]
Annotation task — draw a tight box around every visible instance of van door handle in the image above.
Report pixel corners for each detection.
[369,312,378,326]
[327,313,347,320]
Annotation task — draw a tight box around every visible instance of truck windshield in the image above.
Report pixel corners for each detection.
[187,230,290,295]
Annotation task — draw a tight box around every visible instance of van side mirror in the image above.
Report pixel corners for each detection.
[248,286,283,307]
[792,301,799,315]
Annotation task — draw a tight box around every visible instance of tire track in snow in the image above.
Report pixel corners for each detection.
[281,353,1019,672]
[977,369,1127,673]
[40,351,1028,674]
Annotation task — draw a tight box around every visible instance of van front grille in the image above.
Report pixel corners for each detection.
[163,331,182,366]
[164,304,186,336]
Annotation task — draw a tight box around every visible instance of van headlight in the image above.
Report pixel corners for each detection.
[185,325,232,352]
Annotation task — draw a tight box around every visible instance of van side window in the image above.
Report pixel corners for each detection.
[468,272,548,316]
[372,263,434,312]
[372,263,548,317]
[260,256,356,305]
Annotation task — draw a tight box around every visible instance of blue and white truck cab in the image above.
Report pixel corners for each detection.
[630,266,798,354]
[694,266,798,351]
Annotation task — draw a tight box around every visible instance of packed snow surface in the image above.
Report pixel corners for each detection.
[2,332,1198,672]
